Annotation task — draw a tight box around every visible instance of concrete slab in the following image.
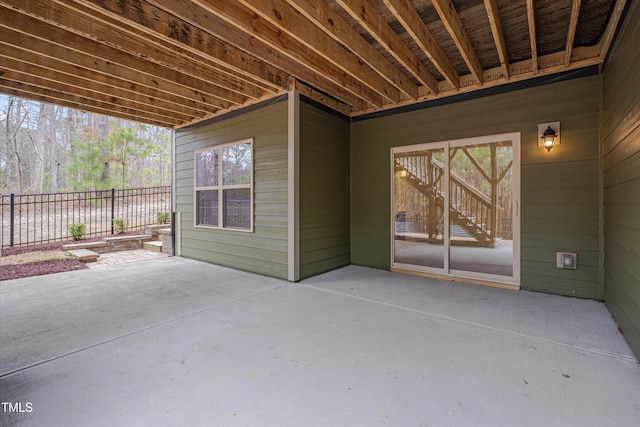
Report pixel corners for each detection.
[1,263,639,426]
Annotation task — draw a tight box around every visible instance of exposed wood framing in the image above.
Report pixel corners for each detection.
[483,0,509,79]
[565,0,582,67]
[431,0,483,85]
[0,0,624,127]
[382,0,460,89]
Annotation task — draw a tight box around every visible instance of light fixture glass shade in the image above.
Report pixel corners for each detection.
[541,126,556,151]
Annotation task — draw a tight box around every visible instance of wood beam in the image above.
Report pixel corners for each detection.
[564,0,581,67]
[0,67,187,125]
[0,47,199,122]
[599,0,628,59]
[431,0,483,85]
[381,0,460,89]
[526,0,537,73]
[148,0,371,109]
[483,0,509,79]
[0,80,181,128]
[334,0,439,94]
[233,0,401,104]
[5,0,274,100]
[285,0,418,99]
[362,46,600,117]
[0,8,244,111]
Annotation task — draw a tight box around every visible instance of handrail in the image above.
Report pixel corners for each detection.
[395,155,502,242]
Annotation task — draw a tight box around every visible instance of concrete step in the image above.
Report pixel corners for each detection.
[143,240,163,252]
[67,249,100,263]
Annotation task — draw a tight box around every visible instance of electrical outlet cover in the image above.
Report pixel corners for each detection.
[556,252,577,269]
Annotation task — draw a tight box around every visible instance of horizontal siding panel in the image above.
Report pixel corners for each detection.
[602,102,640,157]
[521,246,600,266]
[299,100,350,279]
[604,240,640,286]
[175,101,289,278]
[603,152,640,187]
[603,125,640,172]
[522,218,601,235]
[300,255,350,279]
[521,273,602,299]
[521,232,598,250]
[182,228,287,249]
[603,222,640,256]
[604,177,640,205]
[603,204,640,229]
[181,247,287,279]
[604,276,640,357]
[602,0,640,356]
[523,204,599,220]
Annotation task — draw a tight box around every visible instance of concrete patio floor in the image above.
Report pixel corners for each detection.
[1,257,639,426]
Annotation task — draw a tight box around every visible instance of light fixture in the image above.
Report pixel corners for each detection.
[541,126,556,151]
[538,122,561,152]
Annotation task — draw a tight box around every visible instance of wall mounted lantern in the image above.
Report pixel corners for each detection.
[538,121,561,152]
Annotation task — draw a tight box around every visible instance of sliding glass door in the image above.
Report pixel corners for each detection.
[392,133,520,287]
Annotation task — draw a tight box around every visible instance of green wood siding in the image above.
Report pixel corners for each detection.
[174,101,289,279]
[351,75,603,298]
[299,101,351,278]
[602,0,640,357]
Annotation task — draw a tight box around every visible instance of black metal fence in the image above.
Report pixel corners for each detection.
[1,186,171,249]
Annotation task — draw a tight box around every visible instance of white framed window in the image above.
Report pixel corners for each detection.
[195,138,253,231]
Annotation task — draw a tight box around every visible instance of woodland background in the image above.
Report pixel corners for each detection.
[1,95,171,195]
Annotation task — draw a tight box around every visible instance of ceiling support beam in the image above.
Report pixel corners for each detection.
[335,0,439,94]
[234,0,401,104]
[564,0,581,67]
[483,0,509,79]
[431,0,483,85]
[285,0,418,99]
[526,0,538,74]
[151,0,370,109]
[382,0,460,89]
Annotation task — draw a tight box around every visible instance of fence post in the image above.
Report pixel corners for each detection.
[110,188,115,235]
[9,193,15,247]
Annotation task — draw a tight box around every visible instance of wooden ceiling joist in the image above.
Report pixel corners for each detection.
[565,0,582,67]
[431,0,483,85]
[0,0,623,127]
[483,0,509,79]
[285,0,418,100]
[525,0,538,74]
[150,0,369,110]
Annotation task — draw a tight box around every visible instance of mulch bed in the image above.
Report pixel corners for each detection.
[1,230,145,281]
[0,258,87,281]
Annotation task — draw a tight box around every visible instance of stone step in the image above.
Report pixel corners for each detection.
[143,240,163,252]
[67,249,100,263]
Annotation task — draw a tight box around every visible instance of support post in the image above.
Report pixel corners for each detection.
[110,188,115,234]
[9,193,15,247]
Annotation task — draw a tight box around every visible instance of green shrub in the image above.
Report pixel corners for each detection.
[68,223,86,241]
[156,211,170,224]
[112,218,127,234]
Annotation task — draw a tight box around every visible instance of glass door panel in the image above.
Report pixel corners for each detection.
[393,148,445,269]
[392,133,519,287]
[448,141,514,277]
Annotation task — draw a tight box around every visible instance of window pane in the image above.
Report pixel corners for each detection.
[223,143,252,185]
[195,149,218,187]
[223,188,251,229]
[196,190,218,226]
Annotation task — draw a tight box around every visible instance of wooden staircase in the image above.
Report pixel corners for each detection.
[395,155,503,247]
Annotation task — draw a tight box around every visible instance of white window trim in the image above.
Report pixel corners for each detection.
[194,138,254,232]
